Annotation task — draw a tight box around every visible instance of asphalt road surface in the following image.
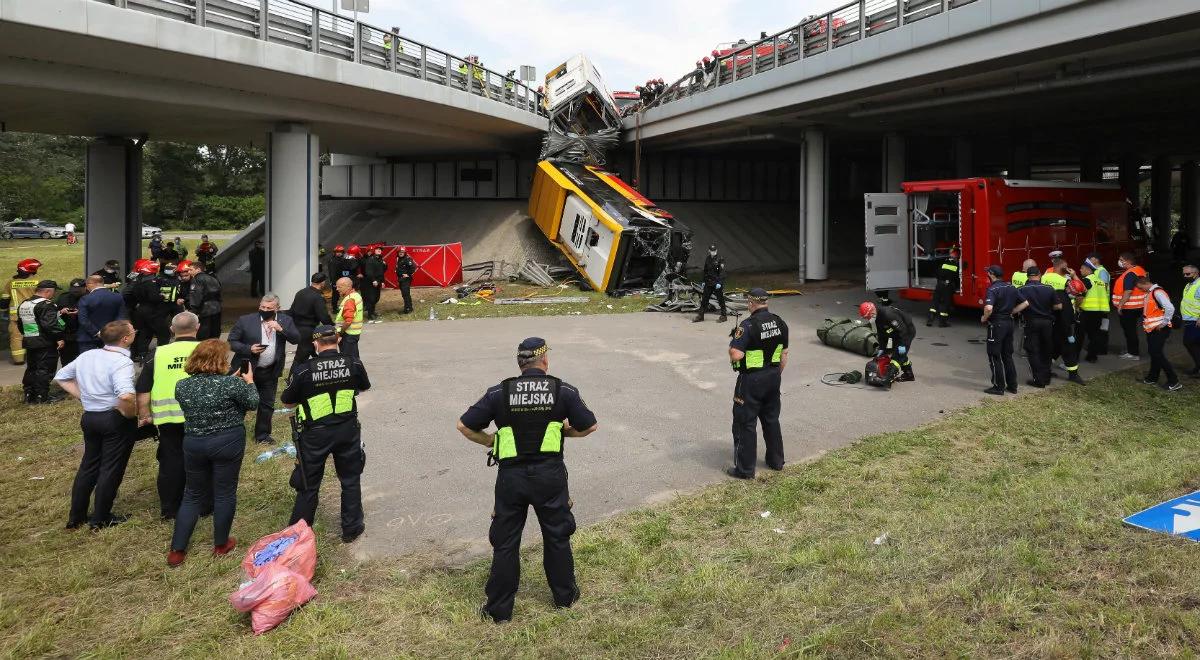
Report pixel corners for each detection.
[349,287,1139,564]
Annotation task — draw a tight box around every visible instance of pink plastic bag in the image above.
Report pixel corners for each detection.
[229,564,317,635]
[241,519,317,582]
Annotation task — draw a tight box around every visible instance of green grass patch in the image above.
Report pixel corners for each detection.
[2,346,1199,656]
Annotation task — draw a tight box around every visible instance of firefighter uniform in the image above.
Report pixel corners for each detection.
[875,304,916,381]
[136,337,200,518]
[128,274,162,361]
[983,270,1021,394]
[459,337,597,623]
[18,281,65,403]
[282,327,372,542]
[152,271,181,346]
[928,253,959,327]
[728,290,788,478]
[4,269,40,364]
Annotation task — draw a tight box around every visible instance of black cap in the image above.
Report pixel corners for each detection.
[69,278,86,289]
[708,244,717,251]
[986,265,1004,278]
[36,279,59,290]
[517,337,549,358]
[310,272,328,284]
[1025,266,1041,276]
[748,287,769,301]
[312,325,338,340]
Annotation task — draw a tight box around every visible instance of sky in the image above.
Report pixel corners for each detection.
[330,0,828,91]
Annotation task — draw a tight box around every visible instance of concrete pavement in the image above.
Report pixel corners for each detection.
[348,287,1146,564]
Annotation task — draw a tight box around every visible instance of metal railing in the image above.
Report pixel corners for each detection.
[642,0,979,113]
[91,0,546,117]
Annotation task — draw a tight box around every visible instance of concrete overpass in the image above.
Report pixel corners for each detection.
[622,0,1200,279]
[0,0,547,289]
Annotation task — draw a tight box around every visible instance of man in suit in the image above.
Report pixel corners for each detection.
[227,293,300,444]
[77,275,128,353]
[287,273,333,372]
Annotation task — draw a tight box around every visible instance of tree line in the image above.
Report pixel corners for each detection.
[0,132,266,230]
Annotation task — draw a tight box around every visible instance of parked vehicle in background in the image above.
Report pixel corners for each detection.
[1,219,68,239]
[141,224,162,239]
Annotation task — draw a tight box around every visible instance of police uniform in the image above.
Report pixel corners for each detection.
[18,280,65,403]
[55,279,86,367]
[1017,276,1057,386]
[928,252,960,327]
[983,270,1021,394]
[135,336,200,518]
[395,252,417,314]
[459,338,596,623]
[694,247,727,322]
[281,326,372,542]
[875,304,916,380]
[728,289,788,478]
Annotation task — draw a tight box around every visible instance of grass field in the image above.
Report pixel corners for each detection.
[2,365,1199,657]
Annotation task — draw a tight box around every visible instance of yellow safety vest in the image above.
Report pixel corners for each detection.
[1011,272,1028,287]
[335,291,364,335]
[295,389,357,425]
[149,340,199,425]
[1079,272,1110,312]
[1042,272,1067,291]
[494,422,562,460]
[1183,280,1200,320]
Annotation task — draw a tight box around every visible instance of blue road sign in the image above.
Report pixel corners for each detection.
[1124,491,1200,542]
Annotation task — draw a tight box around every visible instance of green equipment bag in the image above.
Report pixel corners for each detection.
[816,317,880,357]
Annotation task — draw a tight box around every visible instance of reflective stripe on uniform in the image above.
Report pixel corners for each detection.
[495,422,562,459]
[1182,280,1200,320]
[1143,286,1171,332]
[771,344,783,364]
[745,349,764,369]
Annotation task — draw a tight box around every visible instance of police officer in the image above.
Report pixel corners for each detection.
[859,300,916,382]
[18,279,65,404]
[248,239,266,298]
[326,245,348,311]
[981,265,1028,395]
[727,288,788,479]
[394,246,417,314]
[1016,267,1058,388]
[456,337,598,623]
[93,259,122,288]
[693,244,728,323]
[55,278,86,366]
[3,258,42,365]
[928,245,960,327]
[361,245,387,322]
[281,325,372,543]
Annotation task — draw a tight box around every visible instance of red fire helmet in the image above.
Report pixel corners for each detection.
[16,258,42,274]
[333,244,345,253]
[347,244,363,258]
[858,302,876,319]
[1067,278,1086,297]
[134,259,159,275]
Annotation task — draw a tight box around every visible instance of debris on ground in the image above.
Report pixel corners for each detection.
[494,296,590,305]
[872,532,892,546]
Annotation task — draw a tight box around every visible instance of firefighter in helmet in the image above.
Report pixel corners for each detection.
[928,244,960,327]
[860,301,916,383]
[3,258,44,365]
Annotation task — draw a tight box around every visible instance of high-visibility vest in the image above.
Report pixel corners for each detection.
[335,291,364,335]
[4,277,37,314]
[1011,272,1028,287]
[492,375,563,463]
[149,340,199,425]
[17,296,49,338]
[1042,272,1067,291]
[294,388,357,426]
[1182,280,1200,321]
[1142,285,1171,333]
[1079,272,1110,312]
[1112,265,1147,309]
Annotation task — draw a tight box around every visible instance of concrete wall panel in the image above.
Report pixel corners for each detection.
[394,163,414,197]
[85,1,156,45]
[456,161,476,198]
[476,160,497,198]
[992,0,1039,25]
[664,157,680,200]
[372,164,392,197]
[414,163,435,197]
[321,164,350,197]
[435,162,455,197]
[350,164,372,197]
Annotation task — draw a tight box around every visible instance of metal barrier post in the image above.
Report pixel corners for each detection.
[826,12,834,51]
[751,45,758,76]
[115,0,126,7]
[897,0,905,27]
[389,32,396,71]
[774,34,780,69]
[258,0,268,40]
[195,0,205,27]
[353,23,361,63]
[859,0,867,40]
[420,45,428,81]
[310,8,319,53]
[941,0,949,11]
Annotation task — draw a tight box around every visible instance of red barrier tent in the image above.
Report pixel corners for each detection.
[379,243,463,288]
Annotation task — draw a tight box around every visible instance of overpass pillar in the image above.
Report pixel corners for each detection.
[799,129,828,281]
[954,137,973,178]
[1183,161,1200,249]
[265,125,320,294]
[1010,142,1031,180]
[1151,156,1173,253]
[84,138,143,277]
[1080,151,1104,184]
[1119,156,1142,209]
[882,134,906,192]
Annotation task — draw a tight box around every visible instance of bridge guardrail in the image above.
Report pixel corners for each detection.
[643,0,978,113]
[92,0,547,118]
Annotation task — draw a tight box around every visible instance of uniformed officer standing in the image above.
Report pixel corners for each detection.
[456,337,598,623]
[859,300,916,381]
[1016,267,1059,388]
[3,258,42,365]
[727,288,788,479]
[281,325,371,543]
[18,279,66,403]
[928,245,960,327]
[981,265,1029,395]
[394,246,417,314]
[693,244,728,323]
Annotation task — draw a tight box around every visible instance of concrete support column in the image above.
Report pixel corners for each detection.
[1010,141,1031,179]
[1183,161,1200,249]
[799,128,828,281]
[266,124,320,294]
[1151,156,1173,253]
[882,133,906,192]
[1080,151,1104,183]
[1119,156,1141,208]
[84,138,143,277]
[953,137,973,178]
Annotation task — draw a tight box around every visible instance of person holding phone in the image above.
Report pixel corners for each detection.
[228,293,299,444]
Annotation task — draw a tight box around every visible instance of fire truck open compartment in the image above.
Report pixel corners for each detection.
[911,190,963,291]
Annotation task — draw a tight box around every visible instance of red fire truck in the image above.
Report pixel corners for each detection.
[864,178,1146,309]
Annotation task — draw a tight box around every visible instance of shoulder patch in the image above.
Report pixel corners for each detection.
[734,325,745,340]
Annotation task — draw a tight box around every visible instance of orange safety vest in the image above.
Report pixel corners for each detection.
[1142,285,1171,333]
[1112,265,1147,309]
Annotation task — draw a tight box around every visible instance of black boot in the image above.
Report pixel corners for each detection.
[1068,372,1086,386]
[938,318,951,328]
[926,312,934,327]
[718,315,728,322]
[692,314,704,323]
[898,368,915,382]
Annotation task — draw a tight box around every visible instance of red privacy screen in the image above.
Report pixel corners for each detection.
[379,243,463,288]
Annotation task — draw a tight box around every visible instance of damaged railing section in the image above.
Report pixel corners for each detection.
[91,0,545,117]
[644,0,979,112]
